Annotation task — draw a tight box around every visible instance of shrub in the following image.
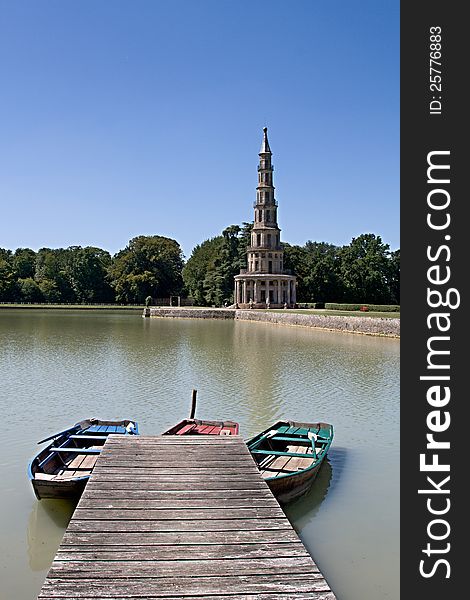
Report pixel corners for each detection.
[325,303,400,312]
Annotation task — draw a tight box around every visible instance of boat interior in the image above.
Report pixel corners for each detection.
[164,419,239,436]
[33,421,136,482]
[249,424,331,479]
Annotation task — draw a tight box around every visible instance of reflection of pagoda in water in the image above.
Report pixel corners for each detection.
[234,128,297,308]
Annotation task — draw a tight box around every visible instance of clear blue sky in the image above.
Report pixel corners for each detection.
[0,0,399,258]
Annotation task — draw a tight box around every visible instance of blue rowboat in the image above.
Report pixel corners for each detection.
[28,418,139,500]
[246,420,333,504]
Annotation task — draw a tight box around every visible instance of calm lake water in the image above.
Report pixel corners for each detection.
[0,310,399,600]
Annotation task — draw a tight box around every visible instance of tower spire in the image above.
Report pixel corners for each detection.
[260,126,271,154]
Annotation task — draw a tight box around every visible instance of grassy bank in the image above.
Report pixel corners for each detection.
[267,309,400,319]
[0,303,144,310]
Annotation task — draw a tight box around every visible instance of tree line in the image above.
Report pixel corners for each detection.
[0,228,399,305]
[0,236,184,304]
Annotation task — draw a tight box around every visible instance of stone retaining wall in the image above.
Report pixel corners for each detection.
[147,307,400,337]
[148,308,236,319]
[235,309,399,337]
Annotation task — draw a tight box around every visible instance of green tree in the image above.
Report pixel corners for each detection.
[282,243,309,301]
[37,279,61,302]
[18,278,44,302]
[387,249,400,304]
[0,249,19,301]
[182,236,224,305]
[183,224,253,306]
[302,241,343,302]
[13,248,36,279]
[65,246,114,303]
[338,234,393,303]
[35,248,75,302]
[109,235,184,304]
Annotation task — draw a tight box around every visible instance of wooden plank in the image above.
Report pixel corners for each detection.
[60,529,302,546]
[86,480,269,490]
[39,573,330,596]
[73,507,286,520]
[38,435,335,600]
[56,543,310,560]
[77,497,281,509]
[81,489,275,500]
[67,518,292,532]
[88,471,262,480]
[39,594,335,600]
[48,556,318,577]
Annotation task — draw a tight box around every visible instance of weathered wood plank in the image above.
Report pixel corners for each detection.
[77,497,280,509]
[87,472,263,481]
[73,507,286,520]
[67,518,292,532]
[60,529,302,546]
[85,480,269,490]
[56,543,310,560]
[81,489,275,500]
[39,591,336,600]
[49,557,318,577]
[93,465,259,473]
[39,573,331,596]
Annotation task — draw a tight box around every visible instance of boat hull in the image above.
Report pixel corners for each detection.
[31,477,87,500]
[266,458,324,504]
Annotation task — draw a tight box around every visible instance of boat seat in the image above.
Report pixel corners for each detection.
[269,435,312,443]
[176,424,198,435]
[49,447,101,454]
[69,435,108,440]
[251,449,314,458]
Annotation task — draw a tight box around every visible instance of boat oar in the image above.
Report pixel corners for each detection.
[189,389,197,419]
[37,426,75,445]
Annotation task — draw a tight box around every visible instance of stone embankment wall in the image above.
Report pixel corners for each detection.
[236,309,399,337]
[147,308,236,319]
[147,307,400,337]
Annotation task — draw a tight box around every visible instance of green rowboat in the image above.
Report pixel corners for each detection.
[246,420,333,504]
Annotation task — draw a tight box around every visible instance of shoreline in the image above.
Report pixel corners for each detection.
[146,307,400,338]
[0,304,144,311]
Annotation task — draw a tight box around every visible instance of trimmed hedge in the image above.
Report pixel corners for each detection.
[324,303,400,312]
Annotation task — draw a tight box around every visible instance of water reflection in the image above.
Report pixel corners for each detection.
[27,500,76,571]
[283,456,334,526]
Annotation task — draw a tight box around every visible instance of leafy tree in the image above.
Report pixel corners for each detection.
[302,241,343,302]
[65,246,114,303]
[37,279,61,302]
[35,248,75,302]
[13,248,36,279]
[183,224,254,306]
[17,278,44,302]
[108,235,184,304]
[182,236,224,305]
[0,249,19,301]
[282,243,309,301]
[387,249,400,305]
[338,234,393,303]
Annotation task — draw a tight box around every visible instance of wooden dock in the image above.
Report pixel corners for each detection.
[38,435,336,599]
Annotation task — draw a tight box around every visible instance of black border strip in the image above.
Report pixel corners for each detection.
[401,2,465,597]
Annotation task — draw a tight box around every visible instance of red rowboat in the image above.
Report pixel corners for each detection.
[162,418,239,436]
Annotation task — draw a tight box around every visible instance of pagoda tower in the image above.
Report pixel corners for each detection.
[234,128,296,308]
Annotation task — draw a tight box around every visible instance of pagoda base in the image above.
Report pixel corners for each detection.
[234,273,297,308]
[236,303,293,310]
